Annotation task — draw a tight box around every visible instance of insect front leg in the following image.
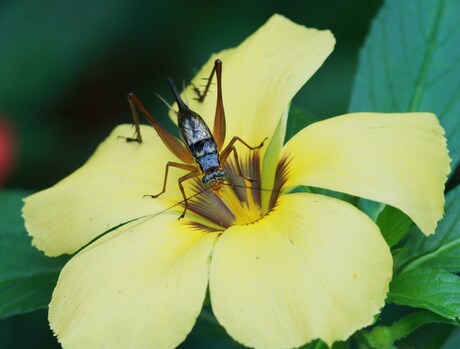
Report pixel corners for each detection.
[224,136,268,152]
[219,136,267,183]
[223,146,257,183]
[145,162,200,219]
[220,136,267,165]
[144,162,197,199]
[177,169,201,219]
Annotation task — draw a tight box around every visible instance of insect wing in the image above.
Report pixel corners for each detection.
[179,112,214,149]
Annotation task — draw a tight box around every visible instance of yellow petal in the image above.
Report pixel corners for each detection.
[49,214,218,349]
[281,112,450,236]
[175,14,335,146]
[23,124,186,256]
[210,193,392,348]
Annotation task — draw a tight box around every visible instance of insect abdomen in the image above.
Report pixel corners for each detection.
[178,110,221,172]
[191,138,220,172]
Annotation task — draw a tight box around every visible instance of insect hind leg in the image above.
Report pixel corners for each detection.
[192,63,218,103]
[118,93,143,143]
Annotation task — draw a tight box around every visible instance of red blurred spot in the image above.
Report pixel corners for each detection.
[0,116,15,186]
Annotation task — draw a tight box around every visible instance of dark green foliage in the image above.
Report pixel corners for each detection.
[395,185,460,273]
[350,0,460,171]
[388,269,460,320]
[0,191,69,319]
[2,0,460,347]
[376,206,412,247]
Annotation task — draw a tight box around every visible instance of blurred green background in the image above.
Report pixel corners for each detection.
[0,0,382,347]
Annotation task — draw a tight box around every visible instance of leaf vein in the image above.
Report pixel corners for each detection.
[408,0,446,111]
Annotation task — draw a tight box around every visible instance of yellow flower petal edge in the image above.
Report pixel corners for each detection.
[49,214,218,349]
[209,193,392,348]
[23,124,184,256]
[281,112,450,236]
[175,14,335,147]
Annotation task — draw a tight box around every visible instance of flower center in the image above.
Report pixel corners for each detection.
[186,151,270,228]
[217,185,263,225]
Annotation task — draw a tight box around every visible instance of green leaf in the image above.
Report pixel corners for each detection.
[358,199,385,221]
[376,206,412,247]
[388,268,460,320]
[293,186,358,205]
[395,185,460,273]
[179,306,244,349]
[362,312,457,349]
[285,104,318,142]
[349,0,460,169]
[299,339,345,349]
[0,190,69,319]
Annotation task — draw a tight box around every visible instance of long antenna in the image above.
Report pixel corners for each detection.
[74,186,211,255]
[223,182,275,193]
[155,93,177,115]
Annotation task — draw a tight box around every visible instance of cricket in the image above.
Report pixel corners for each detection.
[122,59,266,219]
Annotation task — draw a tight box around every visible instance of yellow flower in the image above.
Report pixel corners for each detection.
[23,14,449,349]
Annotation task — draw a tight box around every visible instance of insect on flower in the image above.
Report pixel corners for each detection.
[22,14,450,349]
[122,59,266,219]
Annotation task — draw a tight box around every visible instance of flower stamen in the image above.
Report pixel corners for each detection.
[186,152,269,227]
[219,185,263,225]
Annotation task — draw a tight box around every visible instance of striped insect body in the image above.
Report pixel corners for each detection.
[174,92,227,190]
